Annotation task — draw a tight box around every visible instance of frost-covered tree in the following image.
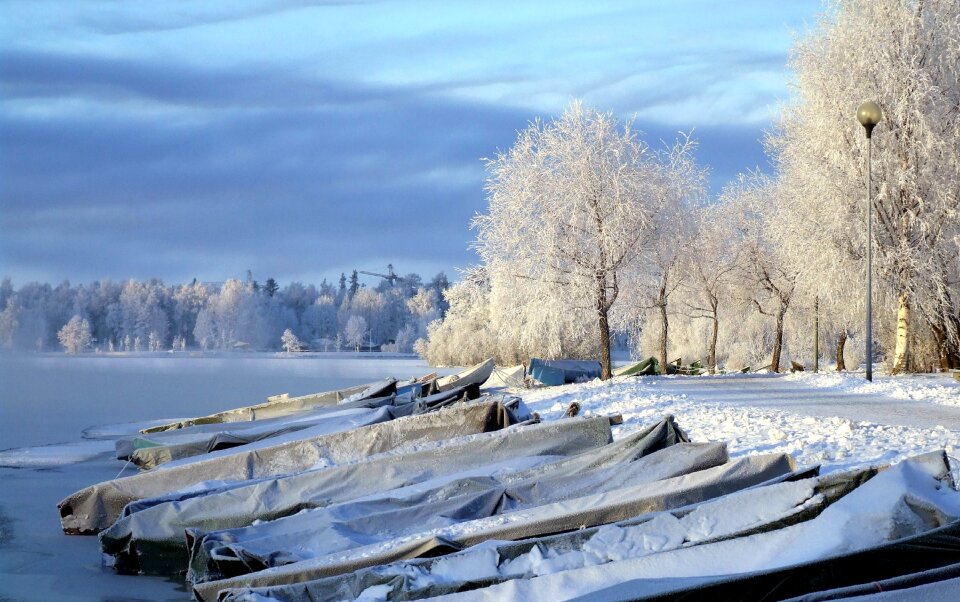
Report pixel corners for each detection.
[402,286,441,347]
[680,202,742,373]
[418,272,498,366]
[118,280,169,349]
[281,328,302,352]
[302,294,338,341]
[348,288,390,344]
[0,299,19,350]
[725,172,798,373]
[617,134,707,374]
[344,314,368,352]
[475,101,668,379]
[383,323,418,353]
[172,280,211,347]
[202,279,294,350]
[58,314,93,354]
[771,0,960,371]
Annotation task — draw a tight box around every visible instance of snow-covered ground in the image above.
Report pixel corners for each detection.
[521,371,960,473]
[0,355,957,601]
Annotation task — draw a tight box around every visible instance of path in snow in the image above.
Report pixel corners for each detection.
[646,373,960,430]
[520,372,960,473]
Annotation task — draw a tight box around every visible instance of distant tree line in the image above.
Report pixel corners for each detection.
[0,271,450,354]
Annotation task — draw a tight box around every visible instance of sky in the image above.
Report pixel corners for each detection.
[0,0,822,288]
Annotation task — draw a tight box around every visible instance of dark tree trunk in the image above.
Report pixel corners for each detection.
[709,301,719,375]
[595,269,616,381]
[659,302,669,376]
[771,305,786,373]
[931,319,960,371]
[836,331,847,371]
[598,308,612,380]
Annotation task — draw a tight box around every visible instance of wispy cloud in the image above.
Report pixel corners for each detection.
[0,0,821,284]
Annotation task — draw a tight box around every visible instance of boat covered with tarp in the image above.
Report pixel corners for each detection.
[100,410,621,575]
[614,357,705,377]
[139,378,399,433]
[207,452,960,602]
[118,382,473,470]
[52,362,960,602]
[528,359,602,386]
[58,386,507,535]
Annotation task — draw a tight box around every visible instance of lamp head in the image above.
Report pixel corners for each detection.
[857,101,883,138]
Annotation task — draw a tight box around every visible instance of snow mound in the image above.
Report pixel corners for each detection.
[784,372,960,406]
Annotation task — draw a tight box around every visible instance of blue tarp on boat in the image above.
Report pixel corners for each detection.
[528,359,602,386]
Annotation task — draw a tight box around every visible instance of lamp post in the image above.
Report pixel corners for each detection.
[856,101,882,381]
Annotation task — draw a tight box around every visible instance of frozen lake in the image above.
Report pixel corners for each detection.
[0,353,449,602]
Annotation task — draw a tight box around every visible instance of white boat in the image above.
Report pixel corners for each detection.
[434,358,496,392]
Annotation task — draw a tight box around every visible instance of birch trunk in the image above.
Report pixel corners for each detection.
[891,292,910,374]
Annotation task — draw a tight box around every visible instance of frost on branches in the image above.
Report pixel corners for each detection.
[58,315,93,354]
[472,101,702,379]
[770,0,960,371]
[344,314,368,352]
[280,328,302,353]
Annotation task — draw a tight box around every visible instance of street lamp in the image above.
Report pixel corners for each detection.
[857,101,882,381]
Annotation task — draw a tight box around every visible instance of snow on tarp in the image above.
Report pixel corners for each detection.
[484,365,526,389]
[115,391,408,461]
[58,396,516,535]
[185,437,719,583]
[125,406,378,469]
[578,524,960,602]
[82,418,191,440]
[100,414,625,575]
[253,465,878,602]
[431,452,960,602]
[139,379,397,433]
[194,451,795,602]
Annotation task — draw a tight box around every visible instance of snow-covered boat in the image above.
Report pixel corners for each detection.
[100,412,625,575]
[434,358,495,392]
[483,364,526,388]
[207,452,960,602]
[187,440,730,583]
[191,449,795,600]
[125,402,394,469]
[139,378,398,433]
[58,396,517,535]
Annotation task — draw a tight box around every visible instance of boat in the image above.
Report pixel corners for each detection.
[434,358,495,392]
[101,412,620,576]
[58,397,517,535]
[483,364,526,388]
[528,359,601,386]
[139,379,397,433]
[613,357,659,377]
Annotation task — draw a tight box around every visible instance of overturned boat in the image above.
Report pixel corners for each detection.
[434,358,496,392]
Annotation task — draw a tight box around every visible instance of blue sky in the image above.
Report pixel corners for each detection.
[0,0,820,287]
